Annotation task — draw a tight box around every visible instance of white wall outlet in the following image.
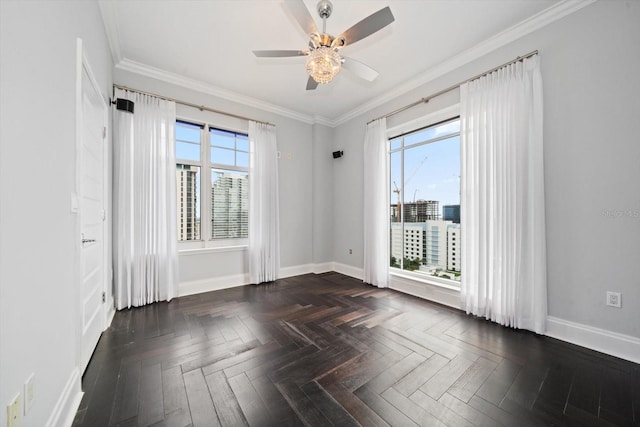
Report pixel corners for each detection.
[349,249,352,255]
[606,291,621,308]
[24,373,35,414]
[6,393,21,427]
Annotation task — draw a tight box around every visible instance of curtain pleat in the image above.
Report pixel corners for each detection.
[113,89,179,309]
[363,118,389,288]
[460,55,547,334]
[248,121,280,284]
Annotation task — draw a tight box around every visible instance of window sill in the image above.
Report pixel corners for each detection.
[389,268,460,291]
[179,245,247,256]
[389,269,461,309]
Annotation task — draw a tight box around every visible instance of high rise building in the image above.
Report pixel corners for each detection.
[402,200,440,222]
[176,164,199,241]
[211,172,248,239]
[390,222,426,264]
[391,219,460,281]
[425,220,451,269]
[443,204,460,224]
[447,224,460,271]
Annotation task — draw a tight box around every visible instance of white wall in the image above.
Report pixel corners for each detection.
[0,1,112,426]
[333,0,640,342]
[112,70,317,291]
[312,123,334,267]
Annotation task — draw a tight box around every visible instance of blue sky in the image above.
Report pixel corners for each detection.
[390,121,461,208]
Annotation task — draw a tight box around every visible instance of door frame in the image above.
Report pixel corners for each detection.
[74,38,112,374]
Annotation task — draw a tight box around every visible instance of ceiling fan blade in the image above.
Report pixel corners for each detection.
[306,76,319,91]
[253,50,308,57]
[283,0,319,36]
[342,57,379,82]
[337,6,394,46]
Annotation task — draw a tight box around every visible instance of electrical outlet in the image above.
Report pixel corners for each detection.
[606,291,621,308]
[7,393,21,427]
[24,374,35,414]
[349,249,352,255]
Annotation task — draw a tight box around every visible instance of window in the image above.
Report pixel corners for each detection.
[175,120,249,243]
[389,117,461,285]
[209,128,248,239]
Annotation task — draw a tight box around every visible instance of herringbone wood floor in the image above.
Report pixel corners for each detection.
[73,272,640,427]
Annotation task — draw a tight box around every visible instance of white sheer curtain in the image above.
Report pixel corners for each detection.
[363,118,389,288]
[113,89,179,309]
[248,121,280,284]
[460,55,546,334]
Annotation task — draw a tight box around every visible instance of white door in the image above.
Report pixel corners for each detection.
[78,45,108,373]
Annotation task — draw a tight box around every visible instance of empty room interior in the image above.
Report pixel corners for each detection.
[1,0,639,426]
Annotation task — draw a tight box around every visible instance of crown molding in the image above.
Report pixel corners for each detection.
[332,0,597,127]
[116,59,317,125]
[100,0,595,128]
[311,115,335,128]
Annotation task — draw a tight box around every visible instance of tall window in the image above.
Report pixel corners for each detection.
[176,121,202,241]
[389,117,461,285]
[175,121,249,243]
[209,128,248,239]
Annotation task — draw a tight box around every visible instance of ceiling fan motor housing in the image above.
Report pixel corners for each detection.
[317,0,333,19]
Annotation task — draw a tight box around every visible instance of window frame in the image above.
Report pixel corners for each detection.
[176,118,249,250]
[387,105,461,290]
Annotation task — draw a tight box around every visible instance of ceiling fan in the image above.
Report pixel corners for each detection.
[253,0,395,90]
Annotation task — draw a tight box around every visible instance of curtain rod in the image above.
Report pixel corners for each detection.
[367,49,538,125]
[112,84,273,126]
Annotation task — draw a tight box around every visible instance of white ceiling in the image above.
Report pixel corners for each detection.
[100,0,562,125]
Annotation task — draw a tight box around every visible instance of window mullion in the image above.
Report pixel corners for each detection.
[400,139,405,270]
[201,125,211,242]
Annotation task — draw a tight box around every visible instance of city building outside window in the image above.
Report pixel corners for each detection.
[175,120,248,244]
[389,117,461,285]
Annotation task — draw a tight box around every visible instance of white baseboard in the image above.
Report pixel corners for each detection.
[178,263,344,296]
[312,262,334,274]
[46,367,83,427]
[546,316,640,364]
[333,262,364,281]
[179,273,249,296]
[280,264,314,278]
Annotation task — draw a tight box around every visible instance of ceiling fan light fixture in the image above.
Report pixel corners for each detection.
[306,46,341,84]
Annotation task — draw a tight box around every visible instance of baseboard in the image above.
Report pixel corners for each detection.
[46,367,83,427]
[312,262,334,274]
[332,262,364,281]
[178,263,337,296]
[105,298,116,329]
[546,316,640,364]
[179,273,249,296]
[279,264,314,278]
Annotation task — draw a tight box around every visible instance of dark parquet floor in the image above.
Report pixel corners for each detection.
[73,272,640,427]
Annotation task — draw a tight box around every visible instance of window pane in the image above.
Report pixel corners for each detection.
[236,151,249,168]
[176,141,200,161]
[176,164,201,241]
[390,137,402,151]
[236,135,249,152]
[211,169,248,239]
[389,118,461,284]
[211,147,235,166]
[210,128,236,149]
[177,121,201,142]
[404,118,460,146]
[176,121,201,161]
